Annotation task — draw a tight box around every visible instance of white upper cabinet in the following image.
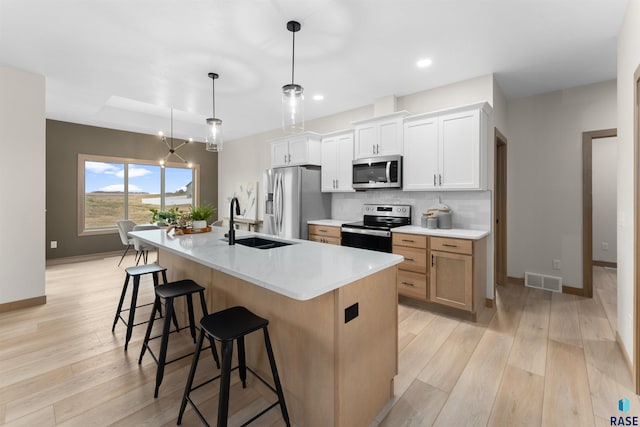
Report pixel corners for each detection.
[403,102,490,191]
[353,111,410,159]
[270,132,322,168]
[321,130,355,192]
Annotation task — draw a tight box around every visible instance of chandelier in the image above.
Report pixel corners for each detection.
[159,108,192,167]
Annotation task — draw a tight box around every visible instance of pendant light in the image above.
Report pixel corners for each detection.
[206,72,223,152]
[282,20,304,134]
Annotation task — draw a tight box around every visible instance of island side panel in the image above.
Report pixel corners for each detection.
[334,266,398,427]
[158,249,337,426]
[210,269,337,427]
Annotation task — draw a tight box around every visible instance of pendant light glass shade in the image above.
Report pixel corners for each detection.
[205,72,223,152]
[206,117,223,152]
[282,20,304,134]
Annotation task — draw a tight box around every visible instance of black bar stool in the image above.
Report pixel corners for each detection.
[177,306,290,427]
[112,263,178,351]
[138,279,220,398]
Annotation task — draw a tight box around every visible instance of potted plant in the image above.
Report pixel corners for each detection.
[189,203,216,229]
[150,207,181,226]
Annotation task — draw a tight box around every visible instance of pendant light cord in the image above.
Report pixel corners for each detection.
[211,77,216,117]
[291,29,296,85]
[170,108,174,150]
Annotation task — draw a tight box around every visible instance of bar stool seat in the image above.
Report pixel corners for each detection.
[112,263,178,351]
[178,306,291,427]
[139,279,220,398]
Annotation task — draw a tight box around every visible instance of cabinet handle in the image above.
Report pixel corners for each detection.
[404,258,415,262]
[433,174,436,186]
[318,229,327,233]
[284,154,287,164]
[442,243,457,248]
[431,254,435,267]
[335,179,338,188]
[439,174,442,186]
[401,281,415,287]
[376,144,380,154]
[402,239,415,243]
[288,153,291,163]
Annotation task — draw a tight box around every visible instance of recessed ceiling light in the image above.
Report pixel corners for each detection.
[416,58,432,68]
[313,94,324,101]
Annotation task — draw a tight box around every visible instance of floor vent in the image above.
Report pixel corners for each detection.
[524,272,562,293]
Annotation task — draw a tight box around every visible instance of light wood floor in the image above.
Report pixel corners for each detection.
[0,258,633,426]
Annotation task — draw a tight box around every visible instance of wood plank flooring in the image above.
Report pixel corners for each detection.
[0,258,634,426]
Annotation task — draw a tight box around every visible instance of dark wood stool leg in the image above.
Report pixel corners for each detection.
[124,275,141,351]
[178,328,206,425]
[198,290,220,369]
[237,336,247,388]
[186,295,197,343]
[112,273,130,332]
[160,270,180,330]
[263,327,290,426]
[138,296,160,364]
[151,272,164,318]
[154,297,174,398]
[217,340,234,427]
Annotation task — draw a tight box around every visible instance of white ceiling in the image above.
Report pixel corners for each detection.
[0,0,628,142]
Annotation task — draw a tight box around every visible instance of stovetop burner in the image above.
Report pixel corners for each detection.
[342,204,412,231]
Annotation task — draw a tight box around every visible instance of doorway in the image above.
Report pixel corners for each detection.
[582,128,617,299]
[494,128,507,294]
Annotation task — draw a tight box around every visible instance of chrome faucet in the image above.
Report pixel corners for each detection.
[228,197,241,245]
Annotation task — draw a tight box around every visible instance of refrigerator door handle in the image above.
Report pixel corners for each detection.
[275,172,284,234]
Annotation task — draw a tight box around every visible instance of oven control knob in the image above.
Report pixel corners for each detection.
[402,208,406,212]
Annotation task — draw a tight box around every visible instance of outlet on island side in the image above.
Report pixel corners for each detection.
[552,259,561,270]
[50,241,57,249]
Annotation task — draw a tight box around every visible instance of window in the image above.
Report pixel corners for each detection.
[78,154,199,235]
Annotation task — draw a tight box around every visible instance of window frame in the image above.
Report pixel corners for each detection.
[77,153,200,236]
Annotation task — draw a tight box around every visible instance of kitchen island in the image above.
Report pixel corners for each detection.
[129,227,403,427]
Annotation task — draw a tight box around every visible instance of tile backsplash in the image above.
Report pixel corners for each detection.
[332,190,491,230]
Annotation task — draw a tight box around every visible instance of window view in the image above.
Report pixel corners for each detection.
[80,155,197,233]
[127,163,161,224]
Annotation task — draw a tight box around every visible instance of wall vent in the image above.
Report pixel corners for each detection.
[524,272,562,293]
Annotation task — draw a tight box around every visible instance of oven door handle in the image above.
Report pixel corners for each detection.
[341,227,391,238]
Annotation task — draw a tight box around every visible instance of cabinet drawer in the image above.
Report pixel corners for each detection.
[308,224,341,239]
[393,245,427,273]
[392,233,427,249]
[430,237,472,255]
[397,269,428,301]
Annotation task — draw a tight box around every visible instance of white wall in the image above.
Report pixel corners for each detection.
[219,74,498,298]
[507,80,617,288]
[592,137,618,263]
[0,67,46,305]
[617,0,640,364]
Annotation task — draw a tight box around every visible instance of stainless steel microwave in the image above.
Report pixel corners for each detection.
[352,155,402,189]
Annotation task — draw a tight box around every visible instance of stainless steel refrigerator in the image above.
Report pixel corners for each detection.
[263,165,331,240]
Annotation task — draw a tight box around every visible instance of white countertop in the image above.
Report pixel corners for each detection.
[392,226,490,240]
[130,227,403,301]
[307,219,349,227]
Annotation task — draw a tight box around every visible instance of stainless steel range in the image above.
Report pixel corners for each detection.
[341,204,411,252]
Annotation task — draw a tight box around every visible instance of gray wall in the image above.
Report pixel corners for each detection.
[46,120,218,259]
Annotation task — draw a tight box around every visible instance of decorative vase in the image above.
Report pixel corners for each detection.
[192,220,207,229]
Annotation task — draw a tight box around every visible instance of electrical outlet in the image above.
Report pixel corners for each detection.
[601,242,609,251]
[552,259,561,270]
[50,241,57,249]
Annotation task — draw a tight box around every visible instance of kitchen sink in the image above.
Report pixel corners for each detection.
[233,236,293,249]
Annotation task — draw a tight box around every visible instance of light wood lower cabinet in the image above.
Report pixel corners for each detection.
[393,233,487,320]
[430,236,486,320]
[392,233,428,301]
[308,224,341,245]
